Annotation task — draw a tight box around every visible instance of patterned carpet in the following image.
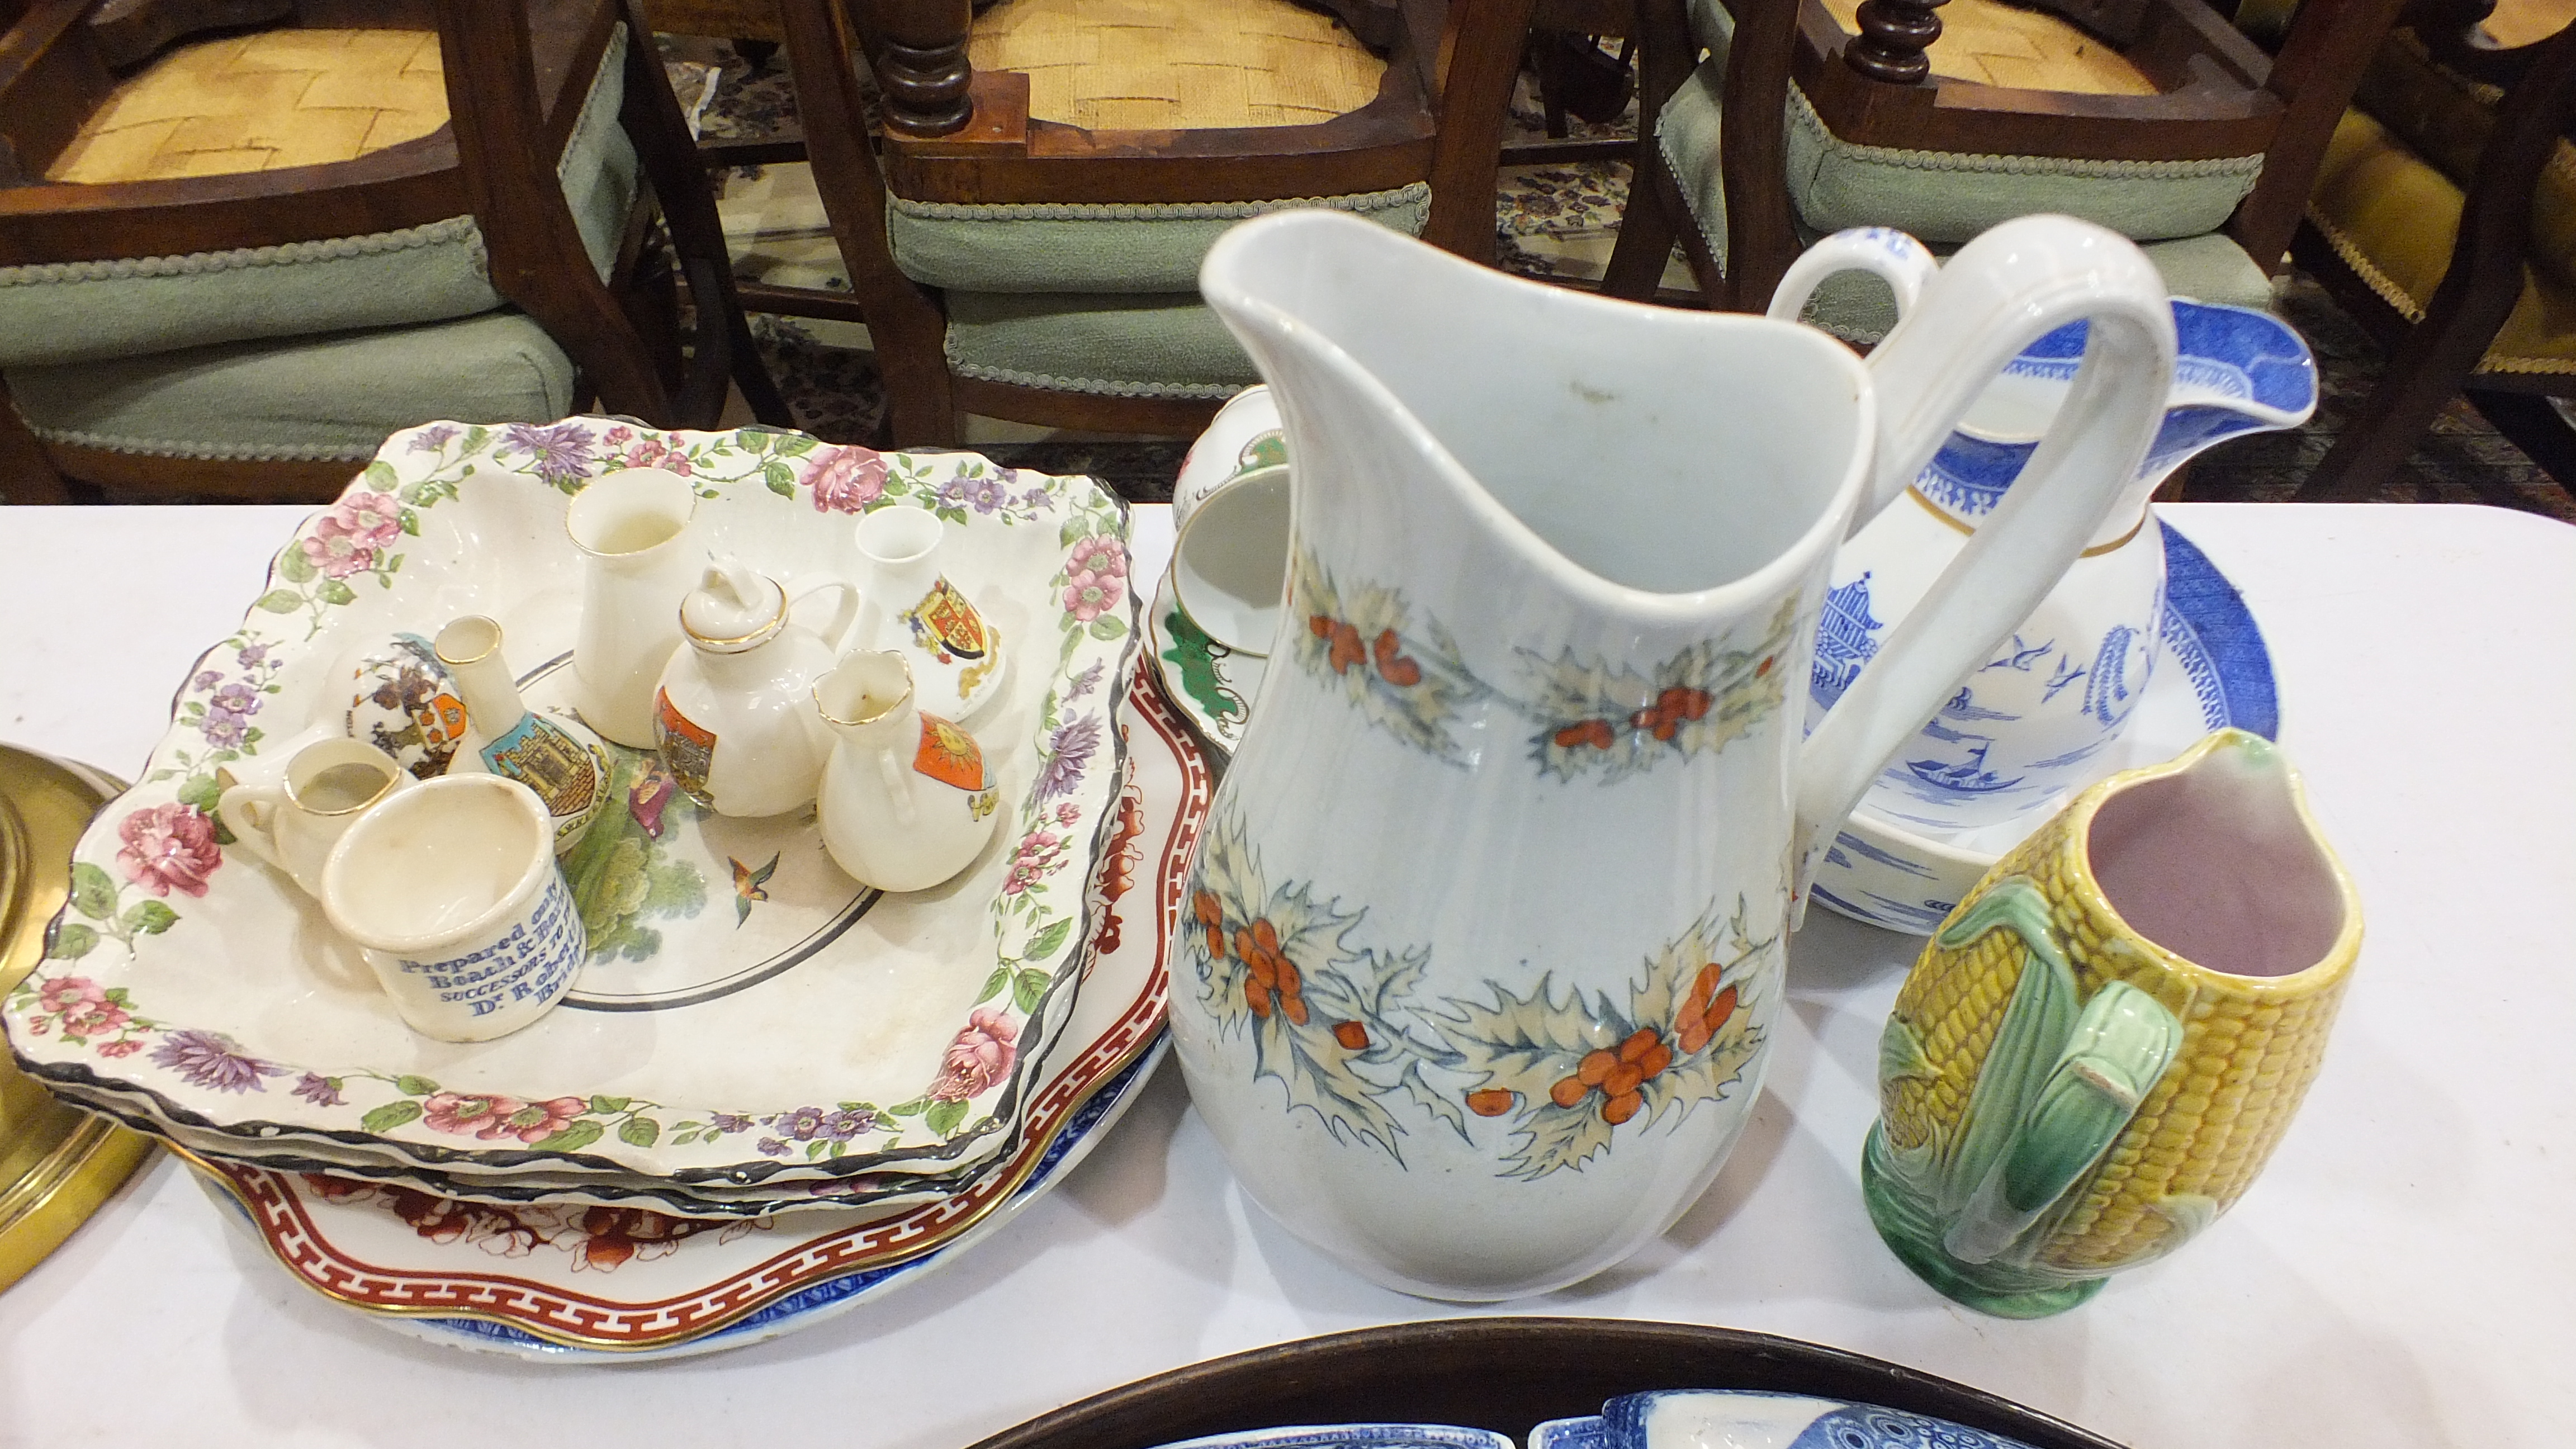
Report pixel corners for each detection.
[686,36,2574,517]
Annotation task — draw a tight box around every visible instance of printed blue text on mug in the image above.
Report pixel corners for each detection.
[398,875,583,1019]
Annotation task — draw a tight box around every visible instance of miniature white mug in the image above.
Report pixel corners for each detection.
[319,773,586,1043]
[219,738,414,896]
[1171,386,1291,656]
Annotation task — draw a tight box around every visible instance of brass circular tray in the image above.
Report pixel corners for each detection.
[968,1318,2127,1449]
[1,745,155,1294]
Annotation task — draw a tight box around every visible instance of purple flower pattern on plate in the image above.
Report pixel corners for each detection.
[151,1029,290,1093]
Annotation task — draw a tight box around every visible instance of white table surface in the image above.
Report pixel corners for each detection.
[0,500,2568,1449]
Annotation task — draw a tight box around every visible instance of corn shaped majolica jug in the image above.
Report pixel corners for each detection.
[1864,728,2362,1317]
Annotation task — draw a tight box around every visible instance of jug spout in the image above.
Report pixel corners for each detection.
[2083,728,2359,980]
[1200,210,1891,605]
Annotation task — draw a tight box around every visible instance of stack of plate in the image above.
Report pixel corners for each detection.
[0,421,1211,1356]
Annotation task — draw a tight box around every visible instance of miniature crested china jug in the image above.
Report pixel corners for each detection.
[1864,729,2361,1317]
[852,504,1006,723]
[218,738,414,896]
[566,467,706,749]
[434,615,612,854]
[812,651,1002,892]
[1777,232,2318,832]
[1173,210,2177,1300]
[654,556,860,818]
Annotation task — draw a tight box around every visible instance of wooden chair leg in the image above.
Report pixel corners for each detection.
[0,384,74,505]
[2300,21,2576,500]
[2467,387,2576,491]
[2293,320,2493,501]
[779,0,961,446]
[1602,148,1680,301]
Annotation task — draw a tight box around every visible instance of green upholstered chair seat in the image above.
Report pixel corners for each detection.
[0,25,640,370]
[1655,50,2276,341]
[943,291,1260,398]
[1669,6,2264,245]
[886,182,1431,293]
[6,309,579,461]
[2309,107,2576,376]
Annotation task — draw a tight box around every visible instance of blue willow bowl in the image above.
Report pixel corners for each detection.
[1812,300,2314,835]
[1603,1390,2042,1449]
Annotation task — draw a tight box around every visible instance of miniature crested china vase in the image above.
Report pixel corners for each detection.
[813,651,1002,892]
[1777,232,2318,832]
[852,504,1006,723]
[1864,729,2361,1317]
[653,556,859,818]
[565,466,707,748]
[1175,210,2179,1299]
[434,615,612,854]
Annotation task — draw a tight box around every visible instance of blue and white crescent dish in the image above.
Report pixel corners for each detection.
[1810,521,2275,935]
[1528,1417,1616,1449]
[1151,1428,1516,1449]
[1603,1390,2043,1449]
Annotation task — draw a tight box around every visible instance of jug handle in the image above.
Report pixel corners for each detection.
[876,745,919,828]
[789,577,864,655]
[1792,216,2177,917]
[217,783,292,875]
[1766,226,1938,337]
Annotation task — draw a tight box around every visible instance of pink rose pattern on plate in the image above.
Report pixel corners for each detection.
[932,1007,1019,1102]
[2,419,1137,1174]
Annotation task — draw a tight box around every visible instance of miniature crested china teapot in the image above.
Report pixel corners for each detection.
[434,615,611,854]
[654,556,860,818]
[813,651,1001,892]
[1776,230,2318,832]
[1173,210,2176,1300]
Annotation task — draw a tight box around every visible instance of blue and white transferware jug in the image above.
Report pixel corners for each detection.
[1174,211,2176,1299]
[1774,230,2317,833]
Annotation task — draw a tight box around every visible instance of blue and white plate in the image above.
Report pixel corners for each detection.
[1811,520,2275,935]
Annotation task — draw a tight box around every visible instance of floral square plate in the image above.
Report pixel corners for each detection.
[162,682,1204,1219]
[180,678,1210,1358]
[4,420,1140,1190]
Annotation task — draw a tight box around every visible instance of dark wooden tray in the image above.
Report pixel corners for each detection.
[968,1318,2127,1449]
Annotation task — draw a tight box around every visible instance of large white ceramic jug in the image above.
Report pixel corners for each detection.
[1173,211,2176,1300]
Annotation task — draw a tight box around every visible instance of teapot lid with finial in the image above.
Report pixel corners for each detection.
[679,555,788,655]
